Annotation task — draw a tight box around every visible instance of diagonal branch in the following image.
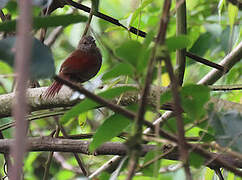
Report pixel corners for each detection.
[186,52,225,71]
[198,41,242,85]
[53,76,242,177]
[55,118,88,176]
[63,0,146,37]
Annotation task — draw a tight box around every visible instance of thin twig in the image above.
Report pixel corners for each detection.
[89,156,123,178]
[175,0,187,85]
[63,0,146,37]
[137,146,175,172]
[54,76,137,120]
[43,127,60,180]
[81,1,94,38]
[214,168,224,180]
[164,54,192,179]
[0,110,67,131]
[53,152,83,173]
[0,132,12,178]
[55,118,88,176]
[186,52,225,72]
[0,10,6,22]
[44,26,64,47]
[209,84,242,91]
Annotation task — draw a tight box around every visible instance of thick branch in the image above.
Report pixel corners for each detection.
[0,137,155,155]
[198,42,242,85]
[0,137,241,170]
[0,85,241,119]
[0,86,75,118]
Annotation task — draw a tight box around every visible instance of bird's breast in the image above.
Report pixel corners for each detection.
[60,49,102,83]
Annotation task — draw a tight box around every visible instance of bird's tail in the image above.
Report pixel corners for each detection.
[43,81,63,99]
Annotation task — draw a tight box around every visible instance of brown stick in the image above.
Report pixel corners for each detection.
[10,1,32,179]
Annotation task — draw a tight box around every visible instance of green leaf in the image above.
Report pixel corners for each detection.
[220,26,230,53]
[115,40,142,67]
[228,3,238,29]
[99,172,110,180]
[24,152,41,173]
[160,90,172,105]
[198,131,215,142]
[0,37,55,79]
[142,150,161,177]
[210,111,242,153]
[166,35,190,52]
[56,170,75,180]
[102,62,134,80]
[162,117,177,133]
[61,86,137,124]
[0,14,88,32]
[129,0,154,26]
[4,2,18,15]
[189,152,204,168]
[218,0,226,16]
[181,84,210,120]
[189,32,216,57]
[137,31,154,73]
[89,114,131,152]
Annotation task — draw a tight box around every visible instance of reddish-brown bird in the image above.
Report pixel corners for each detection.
[44,35,102,98]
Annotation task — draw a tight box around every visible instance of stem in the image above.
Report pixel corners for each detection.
[10,0,32,179]
[175,0,187,85]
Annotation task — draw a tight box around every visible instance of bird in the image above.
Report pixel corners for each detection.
[43,35,102,98]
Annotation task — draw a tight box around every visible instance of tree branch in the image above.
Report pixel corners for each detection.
[209,84,242,91]
[63,0,146,37]
[0,85,241,120]
[198,42,242,85]
[164,53,192,179]
[186,52,225,71]
[53,76,242,177]
[0,137,241,171]
[0,137,155,155]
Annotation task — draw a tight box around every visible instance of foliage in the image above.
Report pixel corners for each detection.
[210,110,242,153]
[0,36,55,79]
[0,0,241,179]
